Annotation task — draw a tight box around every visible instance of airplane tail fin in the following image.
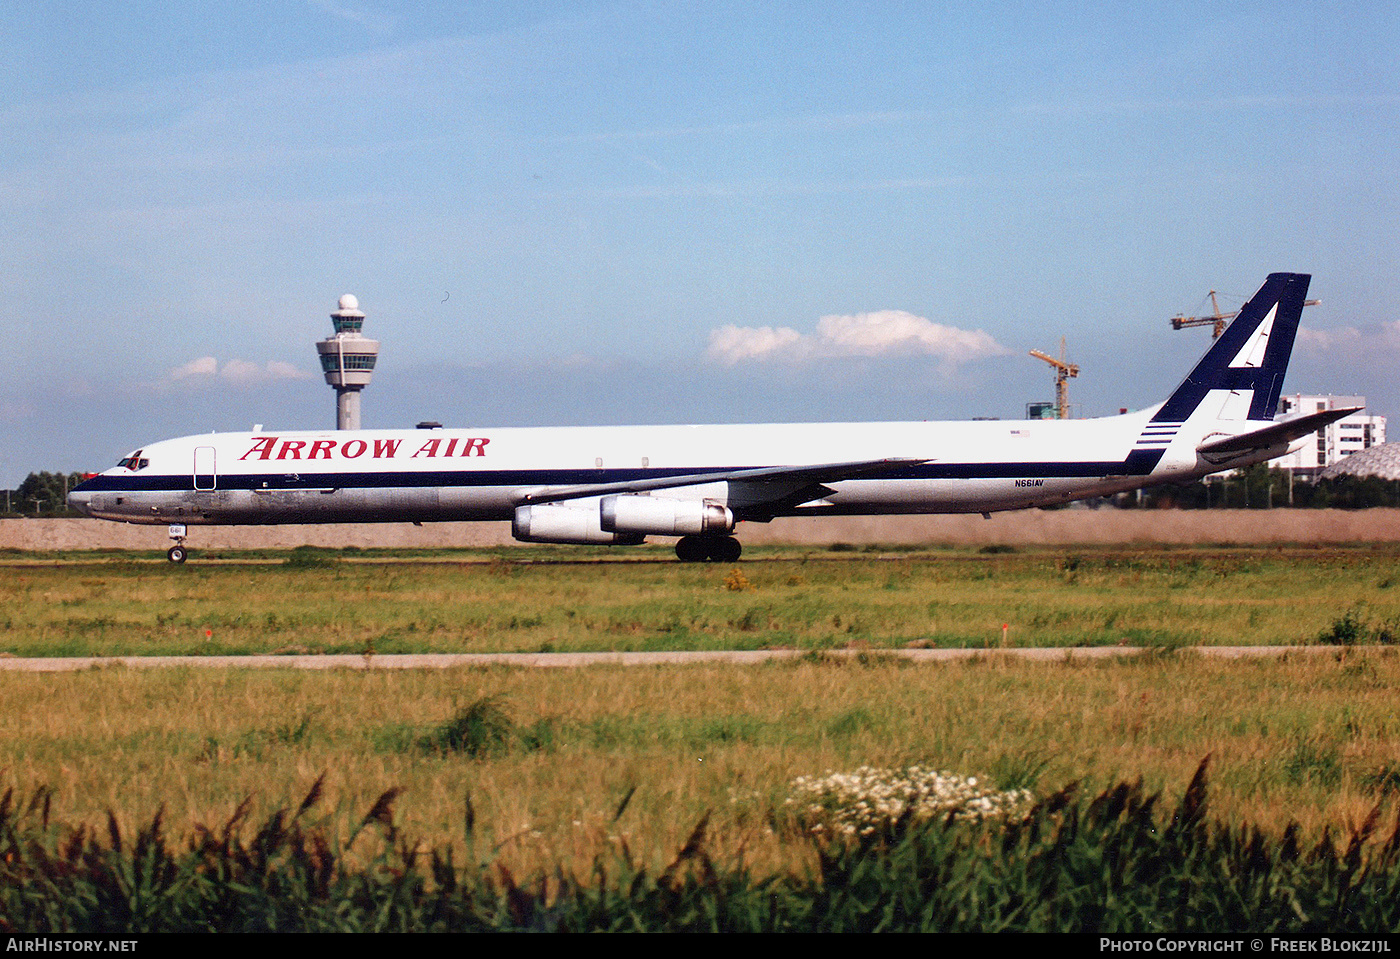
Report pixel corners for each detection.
[1152,273,1311,424]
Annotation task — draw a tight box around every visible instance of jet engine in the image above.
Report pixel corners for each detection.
[512,504,644,545]
[600,495,734,536]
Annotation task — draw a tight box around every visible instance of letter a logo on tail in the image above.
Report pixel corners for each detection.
[1153,273,1311,424]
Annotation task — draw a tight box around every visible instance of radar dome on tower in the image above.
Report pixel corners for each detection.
[330,294,367,334]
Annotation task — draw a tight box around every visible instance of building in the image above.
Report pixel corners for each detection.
[1273,394,1386,478]
[316,294,380,431]
[1318,442,1400,482]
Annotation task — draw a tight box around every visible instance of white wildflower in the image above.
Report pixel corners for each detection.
[786,765,1033,838]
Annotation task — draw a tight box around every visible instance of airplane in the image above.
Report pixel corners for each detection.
[69,273,1354,564]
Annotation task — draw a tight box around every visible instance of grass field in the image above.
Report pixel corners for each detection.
[3,544,1399,904]
[4,543,1400,657]
[1,652,1399,881]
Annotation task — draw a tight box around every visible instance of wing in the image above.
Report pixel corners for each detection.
[513,457,928,519]
[1196,406,1362,463]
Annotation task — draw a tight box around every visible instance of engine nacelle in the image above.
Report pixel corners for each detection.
[513,504,644,545]
[600,495,735,536]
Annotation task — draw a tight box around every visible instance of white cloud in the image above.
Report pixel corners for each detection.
[170,356,218,379]
[707,310,1008,367]
[265,360,316,381]
[706,325,806,364]
[1296,321,1400,354]
[167,357,315,386]
[219,359,264,384]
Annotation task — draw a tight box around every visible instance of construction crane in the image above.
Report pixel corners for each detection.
[1171,290,1320,339]
[1028,337,1078,420]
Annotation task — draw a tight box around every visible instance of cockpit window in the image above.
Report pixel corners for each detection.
[117,451,149,471]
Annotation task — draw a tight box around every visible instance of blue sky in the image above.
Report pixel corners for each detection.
[2,1,1398,485]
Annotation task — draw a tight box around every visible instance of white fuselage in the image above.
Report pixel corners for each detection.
[68,404,1261,529]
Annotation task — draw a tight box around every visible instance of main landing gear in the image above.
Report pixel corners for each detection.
[674,535,742,563]
[167,523,189,564]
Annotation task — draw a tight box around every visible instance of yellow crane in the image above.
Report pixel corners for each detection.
[1171,290,1320,339]
[1028,337,1078,420]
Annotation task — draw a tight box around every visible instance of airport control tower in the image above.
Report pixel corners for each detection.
[316,294,380,430]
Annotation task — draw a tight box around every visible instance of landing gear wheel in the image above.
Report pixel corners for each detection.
[167,545,188,564]
[712,537,742,563]
[675,536,709,563]
[675,535,743,563]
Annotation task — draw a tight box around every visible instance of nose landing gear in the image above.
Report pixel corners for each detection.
[167,523,189,564]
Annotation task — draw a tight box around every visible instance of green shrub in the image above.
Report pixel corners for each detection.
[1317,607,1400,646]
[418,695,515,756]
[1319,609,1366,645]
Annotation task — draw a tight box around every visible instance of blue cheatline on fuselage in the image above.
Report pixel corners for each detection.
[73,450,1168,495]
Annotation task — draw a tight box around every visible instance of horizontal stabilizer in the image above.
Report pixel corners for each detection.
[515,457,928,506]
[1196,406,1362,460]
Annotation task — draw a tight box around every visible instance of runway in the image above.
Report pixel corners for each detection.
[0,646,1349,672]
[9,510,1400,551]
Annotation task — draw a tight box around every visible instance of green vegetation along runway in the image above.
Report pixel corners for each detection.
[3,544,1398,657]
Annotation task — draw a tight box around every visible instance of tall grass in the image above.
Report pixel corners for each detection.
[2,653,1399,879]
[4,759,1400,931]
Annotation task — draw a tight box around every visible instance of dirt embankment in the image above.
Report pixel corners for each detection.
[6,510,1400,551]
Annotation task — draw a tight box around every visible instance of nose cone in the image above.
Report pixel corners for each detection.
[67,475,101,516]
[67,488,94,516]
